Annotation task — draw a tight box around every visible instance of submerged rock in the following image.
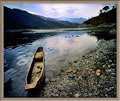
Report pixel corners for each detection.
[68,73,74,79]
[96,69,101,76]
[74,93,80,97]
[65,69,72,73]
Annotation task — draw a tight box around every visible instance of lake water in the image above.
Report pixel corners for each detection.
[4,28,98,97]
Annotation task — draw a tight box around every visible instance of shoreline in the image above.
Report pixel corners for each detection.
[40,39,116,97]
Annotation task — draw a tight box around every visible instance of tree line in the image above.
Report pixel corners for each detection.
[100,5,116,15]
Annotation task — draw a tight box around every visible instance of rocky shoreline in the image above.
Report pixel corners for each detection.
[40,39,116,98]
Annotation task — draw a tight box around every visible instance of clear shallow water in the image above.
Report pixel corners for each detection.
[4,29,98,97]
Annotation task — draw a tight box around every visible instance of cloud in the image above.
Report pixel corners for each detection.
[67,8,76,14]
[27,10,40,15]
[36,4,105,18]
[5,3,115,18]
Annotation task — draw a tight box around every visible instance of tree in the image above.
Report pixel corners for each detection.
[103,6,109,12]
[100,9,103,15]
[112,5,116,9]
[112,6,115,9]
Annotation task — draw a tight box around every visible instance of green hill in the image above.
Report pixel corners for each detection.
[84,8,116,25]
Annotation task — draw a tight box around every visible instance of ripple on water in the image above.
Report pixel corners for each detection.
[16,58,28,66]
[17,55,28,66]
[17,51,24,55]
[4,68,17,83]
[4,59,8,67]
[27,52,34,57]
[17,55,26,59]
[16,52,34,66]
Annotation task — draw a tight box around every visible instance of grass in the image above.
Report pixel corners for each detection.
[64,27,109,32]
[9,26,110,32]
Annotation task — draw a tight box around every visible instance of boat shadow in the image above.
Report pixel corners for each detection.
[27,84,45,97]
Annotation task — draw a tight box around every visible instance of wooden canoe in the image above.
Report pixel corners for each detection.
[24,47,45,90]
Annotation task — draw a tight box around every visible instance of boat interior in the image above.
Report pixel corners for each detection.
[25,47,44,89]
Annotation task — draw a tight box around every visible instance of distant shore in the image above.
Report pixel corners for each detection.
[40,39,116,97]
[4,25,115,49]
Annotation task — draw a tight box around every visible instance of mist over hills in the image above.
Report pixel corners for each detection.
[57,17,87,24]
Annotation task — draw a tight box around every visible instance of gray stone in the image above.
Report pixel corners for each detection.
[74,93,80,97]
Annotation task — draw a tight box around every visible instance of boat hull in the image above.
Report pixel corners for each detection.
[25,47,45,90]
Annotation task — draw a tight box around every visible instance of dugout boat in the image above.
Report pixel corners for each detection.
[24,47,45,90]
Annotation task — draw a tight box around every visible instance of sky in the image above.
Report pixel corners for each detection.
[4,3,115,19]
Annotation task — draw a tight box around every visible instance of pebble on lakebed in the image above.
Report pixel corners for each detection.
[96,69,101,76]
[41,39,116,98]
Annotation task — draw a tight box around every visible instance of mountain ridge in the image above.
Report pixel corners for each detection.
[4,6,79,29]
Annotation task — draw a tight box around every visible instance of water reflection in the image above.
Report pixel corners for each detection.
[44,34,97,61]
[4,30,98,97]
[87,31,116,40]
